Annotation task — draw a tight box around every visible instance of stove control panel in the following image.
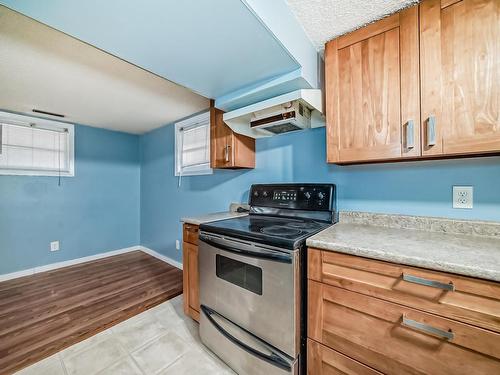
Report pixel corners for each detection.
[250,184,335,211]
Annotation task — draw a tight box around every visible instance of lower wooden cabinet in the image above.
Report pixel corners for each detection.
[307,248,500,374]
[308,339,382,375]
[182,223,200,321]
[309,250,500,333]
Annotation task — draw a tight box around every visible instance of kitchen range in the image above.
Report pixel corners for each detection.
[198,183,337,375]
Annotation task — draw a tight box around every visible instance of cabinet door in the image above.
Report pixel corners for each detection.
[210,106,255,169]
[182,241,199,321]
[210,106,233,168]
[231,131,256,169]
[420,0,500,156]
[326,6,420,163]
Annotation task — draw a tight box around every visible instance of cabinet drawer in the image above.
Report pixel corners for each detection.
[308,248,500,333]
[308,339,382,375]
[308,280,500,375]
[183,223,199,245]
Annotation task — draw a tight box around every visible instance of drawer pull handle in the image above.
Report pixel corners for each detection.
[402,316,454,340]
[402,273,455,291]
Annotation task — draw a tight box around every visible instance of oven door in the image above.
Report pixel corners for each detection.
[199,232,300,358]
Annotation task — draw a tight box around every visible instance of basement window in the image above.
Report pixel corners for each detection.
[175,111,212,177]
[0,111,74,177]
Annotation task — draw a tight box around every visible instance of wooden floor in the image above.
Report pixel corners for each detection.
[0,251,183,374]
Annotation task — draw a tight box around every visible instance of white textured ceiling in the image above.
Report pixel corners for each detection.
[286,0,419,50]
[0,6,209,134]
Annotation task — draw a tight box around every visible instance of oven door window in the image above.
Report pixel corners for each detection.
[216,255,263,295]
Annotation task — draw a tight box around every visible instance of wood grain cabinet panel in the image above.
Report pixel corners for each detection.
[325,6,421,163]
[420,0,500,156]
[210,103,255,169]
[307,339,382,375]
[183,223,199,246]
[182,224,200,321]
[309,249,500,333]
[326,0,499,164]
[309,280,500,375]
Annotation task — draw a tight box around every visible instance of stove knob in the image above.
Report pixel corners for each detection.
[253,191,259,197]
[263,191,268,197]
[318,192,325,200]
[304,192,311,199]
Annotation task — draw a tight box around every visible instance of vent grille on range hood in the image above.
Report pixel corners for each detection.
[222,89,324,138]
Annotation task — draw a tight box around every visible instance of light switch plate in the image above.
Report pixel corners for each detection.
[453,186,473,209]
[50,240,60,252]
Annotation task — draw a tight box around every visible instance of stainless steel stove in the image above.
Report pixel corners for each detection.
[198,183,337,375]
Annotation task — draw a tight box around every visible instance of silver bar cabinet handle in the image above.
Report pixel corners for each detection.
[406,120,415,149]
[402,316,454,340]
[427,116,436,147]
[402,273,455,291]
[224,145,230,162]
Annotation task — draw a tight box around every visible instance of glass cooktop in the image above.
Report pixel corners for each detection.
[199,215,332,250]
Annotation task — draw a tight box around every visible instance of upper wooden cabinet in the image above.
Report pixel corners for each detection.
[420,0,500,156]
[325,6,420,163]
[325,0,499,164]
[210,103,255,169]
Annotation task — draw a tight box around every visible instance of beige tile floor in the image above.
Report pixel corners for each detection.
[16,295,235,375]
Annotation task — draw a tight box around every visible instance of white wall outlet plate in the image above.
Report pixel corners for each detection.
[175,240,180,250]
[453,186,473,209]
[50,240,60,252]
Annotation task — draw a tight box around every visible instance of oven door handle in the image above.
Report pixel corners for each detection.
[199,235,292,264]
[201,305,293,371]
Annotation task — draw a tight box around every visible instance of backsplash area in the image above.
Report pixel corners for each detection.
[140,125,500,262]
[340,211,500,238]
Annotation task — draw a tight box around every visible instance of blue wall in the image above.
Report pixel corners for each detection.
[2,121,499,274]
[0,124,141,274]
[140,124,500,263]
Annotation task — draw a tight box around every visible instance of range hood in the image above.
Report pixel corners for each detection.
[222,89,324,138]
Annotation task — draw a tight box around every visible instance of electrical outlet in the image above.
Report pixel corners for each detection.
[50,241,60,252]
[175,240,180,250]
[453,186,473,209]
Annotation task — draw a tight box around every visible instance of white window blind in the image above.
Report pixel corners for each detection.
[0,111,74,176]
[175,111,212,177]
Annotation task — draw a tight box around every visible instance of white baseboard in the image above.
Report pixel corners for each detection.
[34,246,141,274]
[0,268,34,282]
[0,245,182,283]
[139,246,183,270]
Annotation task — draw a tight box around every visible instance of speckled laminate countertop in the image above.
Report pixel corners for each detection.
[307,212,500,282]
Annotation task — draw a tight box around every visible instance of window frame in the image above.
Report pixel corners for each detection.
[174,111,212,177]
[0,111,75,177]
